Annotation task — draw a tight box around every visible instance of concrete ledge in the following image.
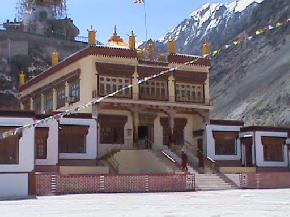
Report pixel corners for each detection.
[59,166,109,175]
[219,167,256,174]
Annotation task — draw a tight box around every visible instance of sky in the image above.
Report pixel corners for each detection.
[0,0,232,43]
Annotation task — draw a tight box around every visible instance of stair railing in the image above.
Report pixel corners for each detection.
[184,140,238,187]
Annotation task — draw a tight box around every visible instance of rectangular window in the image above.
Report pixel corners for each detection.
[44,91,53,114]
[99,115,127,144]
[139,80,168,100]
[0,128,20,164]
[68,79,80,103]
[100,127,124,144]
[59,125,88,153]
[56,86,65,109]
[176,82,204,103]
[213,131,238,155]
[98,76,131,98]
[262,137,285,162]
[33,95,42,114]
[35,128,49,159]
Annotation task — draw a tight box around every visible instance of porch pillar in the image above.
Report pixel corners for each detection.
[40,93,45,114]
[133,110,139,147]
[132,69,139,100]
[168,111,175,147]
[65,81,69,107]
[168,73,175,102]
[52,88,57,111]
[30,97,34,110]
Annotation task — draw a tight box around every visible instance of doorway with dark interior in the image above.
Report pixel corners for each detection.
[138,125,153,149]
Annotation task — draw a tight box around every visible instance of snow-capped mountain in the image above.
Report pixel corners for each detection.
[159,0,290,126]
[160,0,264,54]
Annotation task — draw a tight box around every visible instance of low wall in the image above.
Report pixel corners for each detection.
[59,166,109,175]
[34,173,195,195]
[225,172,290,189]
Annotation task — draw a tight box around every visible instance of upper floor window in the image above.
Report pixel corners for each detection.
[68,79,80,103]
[99,76,131,98]
[44,91,53,114]
[56,86,65,109]
[0,128,20,165]
[139,80,168,100]
[33,95,42,114]
[176,83,204,103]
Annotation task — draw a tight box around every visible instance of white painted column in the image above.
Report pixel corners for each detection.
[65,81,69,107]
[168,74,175,102]
[132,70,139,100]
[30,97,34,110]
[52,88,57,111]
[40,93,45,114]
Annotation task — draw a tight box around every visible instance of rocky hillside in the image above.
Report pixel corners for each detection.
[159,0,290,126]
[0,32,87,109]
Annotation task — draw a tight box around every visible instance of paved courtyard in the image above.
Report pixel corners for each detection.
[1,189,290,217]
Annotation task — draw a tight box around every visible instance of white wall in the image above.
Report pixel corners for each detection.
[0,117,34,173]
[0,174,28,199]
[255,131,288,167]
[206,124,242,161]
[59,118,97,160]
[35,119,58,166]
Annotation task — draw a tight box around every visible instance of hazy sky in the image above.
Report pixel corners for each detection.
[0,0,232,43]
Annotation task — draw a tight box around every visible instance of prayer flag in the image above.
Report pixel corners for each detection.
[134,0,144,3]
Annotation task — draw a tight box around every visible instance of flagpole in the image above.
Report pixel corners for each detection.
[143,0,148,42]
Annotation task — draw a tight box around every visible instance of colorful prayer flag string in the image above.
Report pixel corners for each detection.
[0,17,290,140]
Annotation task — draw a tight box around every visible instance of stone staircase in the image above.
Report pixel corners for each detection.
[161,149,198,174]
[195,174,236,191]
[162,148,237,191]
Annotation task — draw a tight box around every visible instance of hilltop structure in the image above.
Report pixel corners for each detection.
[3,0,79,40]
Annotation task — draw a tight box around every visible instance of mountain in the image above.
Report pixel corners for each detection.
[159,0,290,126]
[160,0,264,54]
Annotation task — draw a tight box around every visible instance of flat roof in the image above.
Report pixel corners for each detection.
[209,119,244,126]
[241,126,290,133]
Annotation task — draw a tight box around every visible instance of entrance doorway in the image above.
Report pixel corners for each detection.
[245,145,253,167]
[242,137,253,167]
[138,125,154,149]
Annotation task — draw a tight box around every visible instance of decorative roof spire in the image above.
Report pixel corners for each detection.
[114,25,117,36]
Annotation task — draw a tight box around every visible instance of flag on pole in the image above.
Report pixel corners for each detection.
[134,0,144,3]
